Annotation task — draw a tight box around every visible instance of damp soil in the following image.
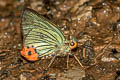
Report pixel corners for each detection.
[1,0,120,80]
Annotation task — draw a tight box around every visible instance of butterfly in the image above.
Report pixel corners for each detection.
[21,8,81,68]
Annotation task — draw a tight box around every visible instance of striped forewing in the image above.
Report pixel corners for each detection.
[22,8,65,44]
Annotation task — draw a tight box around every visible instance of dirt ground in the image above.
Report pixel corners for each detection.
[0,0,120,80]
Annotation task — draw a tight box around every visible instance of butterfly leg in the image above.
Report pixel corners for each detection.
[67,55,69,69]
[73,55,84,68]
[47,55,56,68]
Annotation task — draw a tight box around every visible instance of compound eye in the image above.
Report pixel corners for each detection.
[70,41,75,46]
[70,41,78,50]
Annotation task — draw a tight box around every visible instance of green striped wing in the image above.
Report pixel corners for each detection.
[21,8,66,57]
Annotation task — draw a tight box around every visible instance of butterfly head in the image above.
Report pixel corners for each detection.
[20,46,39,61]
[69,36,78,50]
